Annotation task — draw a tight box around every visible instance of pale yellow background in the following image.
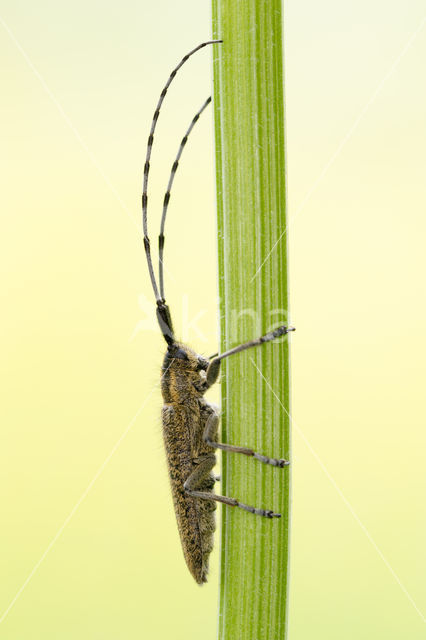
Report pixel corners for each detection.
[1,1,425,638]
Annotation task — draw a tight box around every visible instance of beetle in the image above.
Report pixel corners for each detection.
[142,41,294,584]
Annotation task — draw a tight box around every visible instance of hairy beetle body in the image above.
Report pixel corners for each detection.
[161,344,217,583]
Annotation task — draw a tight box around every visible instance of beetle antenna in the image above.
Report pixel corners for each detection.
[142,40,222,344]
[159,96,211,301]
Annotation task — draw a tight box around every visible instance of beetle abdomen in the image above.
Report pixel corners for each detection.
[162,404,216,583]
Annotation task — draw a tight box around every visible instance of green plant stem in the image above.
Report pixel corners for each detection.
[212,2,291,639]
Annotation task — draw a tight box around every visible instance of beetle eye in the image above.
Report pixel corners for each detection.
[174,348,189,360]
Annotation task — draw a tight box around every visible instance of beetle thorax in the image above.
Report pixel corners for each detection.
[161,342,209,404]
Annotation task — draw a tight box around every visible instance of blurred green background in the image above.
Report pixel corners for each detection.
[1,1,425,638]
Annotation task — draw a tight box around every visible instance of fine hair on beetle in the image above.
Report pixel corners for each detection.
[142,40,295,584]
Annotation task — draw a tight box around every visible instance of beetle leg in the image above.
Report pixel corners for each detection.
[203,411,289,468]
[184,455,281,518]
[205,325,295,387]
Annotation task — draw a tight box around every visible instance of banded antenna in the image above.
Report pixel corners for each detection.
[142,40,222,344]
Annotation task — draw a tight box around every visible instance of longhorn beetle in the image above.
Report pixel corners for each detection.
[142,41,294,584]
